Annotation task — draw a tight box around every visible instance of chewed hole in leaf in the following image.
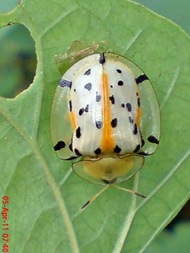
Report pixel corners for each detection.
[0,0,21,13]
[0,0,20,13]
[0,24,37,98]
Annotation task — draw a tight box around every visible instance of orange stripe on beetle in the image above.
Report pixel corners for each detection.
[69,111,77,130]
[135,107,141,127]
[100,72,114,152]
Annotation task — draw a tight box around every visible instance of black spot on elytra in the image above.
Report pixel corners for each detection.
[94,147,101,154]
[126,103,132,112]
[69,100,72,111]
[111,118,117,128]
[84,83,92,91]
[114,145,121,153]
[133,124,138,135]
[79,108,84,116]
[95,121,102,129]
[136,74,148,84]
[118,80,124,86]
[54,141,66,151]
[69,142,73,151]
[84,69,91,75]
[74,148,82,156]
[137,97,141,107]
[85,104,89,112]
[59,79,72,88]
[69,137,73,151]
[134,144,140,153]
[109,95,115,104]
[76,127,81,138]
[148,135,159,144]
[78,104,89,116]
[129,116,134,123]
[96,92,101,102]
[116,69,122,73]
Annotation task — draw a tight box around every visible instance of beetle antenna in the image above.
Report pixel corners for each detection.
[111,184,146,198]
[81,185,109,209]
[81,184,146,209]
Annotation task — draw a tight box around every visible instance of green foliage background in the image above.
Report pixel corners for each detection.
[136,0,190,35]
[0,0,190,252]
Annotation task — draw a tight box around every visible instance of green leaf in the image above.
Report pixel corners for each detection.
[0,0,190,253]
[135,0,190,35]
